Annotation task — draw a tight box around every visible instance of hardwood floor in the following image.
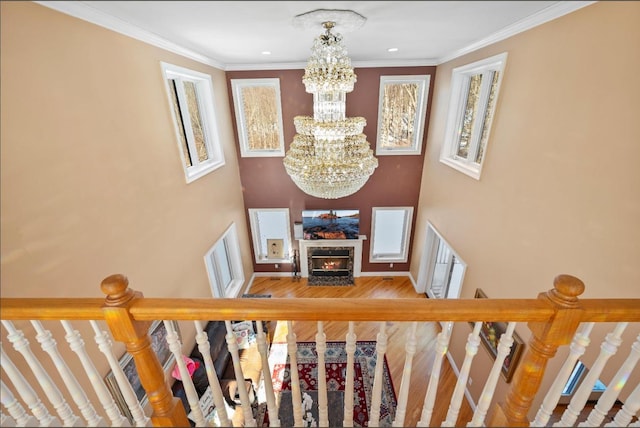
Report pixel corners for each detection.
[247,275,474,426]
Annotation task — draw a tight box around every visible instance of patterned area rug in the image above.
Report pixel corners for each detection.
[256,341,397,427]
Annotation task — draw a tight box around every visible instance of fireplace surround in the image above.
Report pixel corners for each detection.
[298,237,364,285]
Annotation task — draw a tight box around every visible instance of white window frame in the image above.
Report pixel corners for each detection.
[160,62,225,183]
[248,208,292,264]
[439,52,507,180]
[204,223,244,298]
[419,222,467,300]
[369,207,413,263]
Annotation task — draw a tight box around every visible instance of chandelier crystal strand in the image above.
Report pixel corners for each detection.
[284,20,378,199]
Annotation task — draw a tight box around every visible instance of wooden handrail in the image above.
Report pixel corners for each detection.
[2,297,638,322]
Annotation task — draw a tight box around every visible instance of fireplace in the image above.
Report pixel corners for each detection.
[297,237,364,285]
[308,248,354,285]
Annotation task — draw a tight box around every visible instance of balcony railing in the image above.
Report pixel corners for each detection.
[1,273,638,427]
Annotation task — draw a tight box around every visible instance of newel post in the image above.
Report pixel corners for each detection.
[100,274,188,427]
[490,274,585,426]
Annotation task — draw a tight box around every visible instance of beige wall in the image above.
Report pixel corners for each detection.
[0,2,253,414]
[412,1,640,417]
[1,2,252,300]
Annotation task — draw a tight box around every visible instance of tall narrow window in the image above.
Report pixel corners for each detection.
[161,62,225,183]
[369,207,413,263]
[204,224,244,297]
[440,53,507,179]
[248,208,292,264]
[420,222,466,299]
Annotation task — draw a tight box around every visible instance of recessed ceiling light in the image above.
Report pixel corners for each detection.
[387,47,399,53]
[261,51,271,55]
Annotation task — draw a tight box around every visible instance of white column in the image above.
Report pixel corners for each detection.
[556,322,629,427]
[1,379,39,427]
[532,322,595,427]
[255,320,279,427]
[0,345,59,426]
[468,322,517,427]
[31,321,102,426]
[442,321,481,427]
[582,334,640,427]
[60,321,129,427]
[224,320,257,427]
[286,320,304,427]
[368,321,388,427]
[164,320,205,427]
[2,320,80,427]
[343,321,357,427]
[316,321,328,427]
[418,321,453,427]
[194,320,231,427]
[604,382,640,427]
[89,321,150,427]
[392,321,417,427]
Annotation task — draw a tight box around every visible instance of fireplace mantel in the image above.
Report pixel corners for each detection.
[298,236,365,278]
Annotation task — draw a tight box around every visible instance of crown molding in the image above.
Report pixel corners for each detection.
[34,1,226,70]
[437,1,598,64]
[35,0,596,71]
[225,58,438,71]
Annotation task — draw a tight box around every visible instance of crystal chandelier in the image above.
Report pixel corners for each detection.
[283,14,378,199]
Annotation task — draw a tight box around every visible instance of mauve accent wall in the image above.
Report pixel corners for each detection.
[226,66,436,273]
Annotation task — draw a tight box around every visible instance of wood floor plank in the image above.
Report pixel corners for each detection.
[247,275,474,426]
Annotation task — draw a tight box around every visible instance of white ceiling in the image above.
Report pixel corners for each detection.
[38,1,594,70]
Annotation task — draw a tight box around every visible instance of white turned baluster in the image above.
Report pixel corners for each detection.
[1,411,16,427]
[556,322,629,427]
[392,321,417,427]
[89,321,150,427]
[60,321,129,427]
[164,320,205,427]
[316,321,328,427]
[255,320,279,427]
[1,379,38,427]
[418,321,453,427]
[343,321,357,427]
[1,320,80,427]
[605,382,640,427]
[468,322,517,427]
[581,334,640,427]
[194,320,231,427]
[368,321,388,428]
[224,320,256,427]
[31,321,101,426]
[443,321,482,427]
[286,320,304,427]
[532,322,595,427]
[0,345,59,426]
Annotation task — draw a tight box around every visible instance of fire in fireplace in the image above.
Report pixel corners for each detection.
[308,247,354,286]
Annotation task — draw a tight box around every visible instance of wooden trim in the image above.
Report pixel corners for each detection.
[0,298,105,320]
[2,297,638,323]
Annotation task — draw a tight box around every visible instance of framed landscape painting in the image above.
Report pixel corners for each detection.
[231,78,285,157]
[376,75,430,155]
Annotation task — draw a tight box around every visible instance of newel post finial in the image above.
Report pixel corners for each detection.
[490,274,585,426]
[100,274,189,427]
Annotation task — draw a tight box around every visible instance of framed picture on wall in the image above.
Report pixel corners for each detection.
[471,288,524,383]
[376,75,430,155]
[231,78,285,157]
[104,320,180,423]
[267,238,285,259]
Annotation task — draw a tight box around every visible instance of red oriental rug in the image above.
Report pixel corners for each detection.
[256,341,397,427]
